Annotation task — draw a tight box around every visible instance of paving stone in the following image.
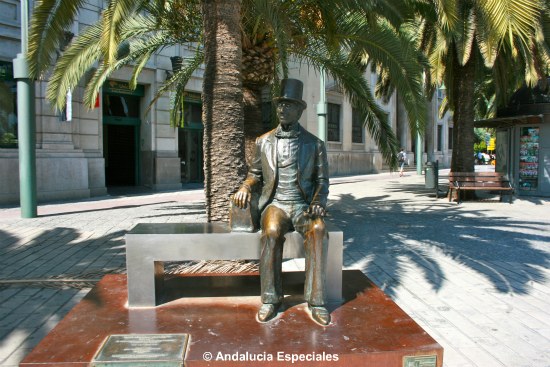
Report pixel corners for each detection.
[1,174,549,367]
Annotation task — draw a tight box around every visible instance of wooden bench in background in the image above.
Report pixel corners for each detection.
[448,172,514,204]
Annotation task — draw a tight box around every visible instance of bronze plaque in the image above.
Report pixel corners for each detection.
[403,355,437,367]
[92,334,189,367]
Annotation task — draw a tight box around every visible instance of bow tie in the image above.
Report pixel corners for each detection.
[275,124,300,139]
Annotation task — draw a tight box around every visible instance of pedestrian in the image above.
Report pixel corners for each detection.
[398,148,407,177]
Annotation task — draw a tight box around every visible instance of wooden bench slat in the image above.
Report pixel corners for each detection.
[449,172,507,176]
[451,179,509,183]
[448,171,514,204]
[456,183,512,187]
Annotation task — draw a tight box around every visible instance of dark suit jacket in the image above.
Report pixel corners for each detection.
[243,125,329,212]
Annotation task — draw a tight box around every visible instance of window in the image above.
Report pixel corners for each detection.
[103,95,140,118]
[352,108,364,143]
[448,127,453,149]
[183,102,202,126]
[0,61,17,148]
[437,125,443,151]
[327,103,340,142]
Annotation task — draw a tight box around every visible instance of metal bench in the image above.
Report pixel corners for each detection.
[448,172,514,204]
[125,222,343,307]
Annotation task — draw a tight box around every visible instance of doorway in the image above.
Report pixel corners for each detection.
[178,99,204,183]
[102,92,141,186]
[104,124,137,185]
[178,128,203,182]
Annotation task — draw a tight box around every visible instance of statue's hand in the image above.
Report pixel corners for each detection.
[307,203,326,218]
[233,186,251,209]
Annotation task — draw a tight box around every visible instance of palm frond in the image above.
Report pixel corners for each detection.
[46,13,163,110]
[475,23,499,67]
[243,0,293,77]
[454,6,476,65]
[148,48,205,127]
[100,0,143,65]
[433,0,459,31]
[428,27,450,84]
[339,15,427,134]
[46,23,103,110]
[83,28,179,108]
[481,0,542,50]
[28,0,87,78]
[293,45,399,166]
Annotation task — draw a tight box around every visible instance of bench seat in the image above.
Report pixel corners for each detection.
[126,222,343,307]
[449,172,514,204]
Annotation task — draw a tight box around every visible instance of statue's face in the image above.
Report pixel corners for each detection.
[277,101,303,126]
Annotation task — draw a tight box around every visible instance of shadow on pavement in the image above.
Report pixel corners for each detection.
[329,183,550,298]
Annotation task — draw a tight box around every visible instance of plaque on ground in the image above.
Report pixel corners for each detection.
[92,334,188,367]
[403,355,437,367]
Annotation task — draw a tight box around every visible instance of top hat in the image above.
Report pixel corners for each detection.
[274,79,307,108]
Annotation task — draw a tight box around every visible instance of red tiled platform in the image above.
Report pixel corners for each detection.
[21,271,443,367]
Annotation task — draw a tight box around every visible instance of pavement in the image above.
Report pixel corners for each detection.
[1,170,549,367]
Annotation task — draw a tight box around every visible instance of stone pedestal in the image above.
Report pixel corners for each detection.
[20,271,443,367]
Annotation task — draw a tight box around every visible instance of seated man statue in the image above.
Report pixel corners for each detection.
[232,78,330,326]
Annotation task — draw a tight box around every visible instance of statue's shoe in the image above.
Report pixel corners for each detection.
[257,303,280,322]
[308,305,331,326]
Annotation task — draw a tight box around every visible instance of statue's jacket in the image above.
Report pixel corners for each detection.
[243,125,329,212]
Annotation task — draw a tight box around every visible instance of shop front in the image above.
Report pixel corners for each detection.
[476,113,550,197]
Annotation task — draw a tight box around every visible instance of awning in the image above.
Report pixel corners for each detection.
[475,114,543,128]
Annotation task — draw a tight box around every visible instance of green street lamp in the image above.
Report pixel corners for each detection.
[13,0,37,218]
[317,70,327,142]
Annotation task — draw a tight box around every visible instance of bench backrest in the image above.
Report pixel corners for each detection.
[449,172,510,187]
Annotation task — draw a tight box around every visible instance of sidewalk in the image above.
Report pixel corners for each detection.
[1,172,549,366]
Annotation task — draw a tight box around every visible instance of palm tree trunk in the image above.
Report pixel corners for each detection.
[243,84,270,164]
[450,45,476,173]
[201,0,246,222]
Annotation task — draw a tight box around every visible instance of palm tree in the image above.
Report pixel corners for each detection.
[201,0,247,222]
[28,0,203,112]
[240,0,427,164]
[30,1,427,161]
[28,0,428,220]
[413,0,549,172]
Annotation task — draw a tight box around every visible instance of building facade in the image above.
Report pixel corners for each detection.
[0,0,452,205]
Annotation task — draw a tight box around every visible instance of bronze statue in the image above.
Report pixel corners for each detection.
[232,79,330,326]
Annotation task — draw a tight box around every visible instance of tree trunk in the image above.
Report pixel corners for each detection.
[201,0,246,222]
[241,37,276,164]
[243,83,270,164]
[243,84,263,163]
[450,46,476,173]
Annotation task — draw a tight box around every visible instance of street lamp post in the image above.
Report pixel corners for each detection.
[13,0,37,218]
[316,71,327,142]
[416,132,423,175]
